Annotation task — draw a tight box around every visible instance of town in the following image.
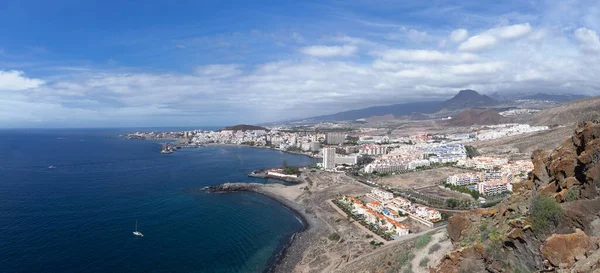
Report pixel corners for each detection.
[126,120,539,240]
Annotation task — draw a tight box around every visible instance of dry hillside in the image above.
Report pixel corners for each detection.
[433,121,600,273]
[530,97,600,126]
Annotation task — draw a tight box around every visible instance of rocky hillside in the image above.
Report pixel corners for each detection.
[433,120,600,272]
[446,108,510,126]
[530,97,600,126]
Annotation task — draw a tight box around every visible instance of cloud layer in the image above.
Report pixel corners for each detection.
[1,0,600,127]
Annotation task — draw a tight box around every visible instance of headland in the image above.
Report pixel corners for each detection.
[204,171,451,273]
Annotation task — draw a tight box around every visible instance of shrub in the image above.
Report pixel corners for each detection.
[419,257,430,268]
[403,266,414,273]
[394,251,415,269]
[415,232,433,249]
[428,243,441,254]
[513,264,534,273]
[565,188,580,202]
[328,233,341,241]
[530,195,562,235]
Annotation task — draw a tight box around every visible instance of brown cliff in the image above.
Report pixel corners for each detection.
[433,121,600,272]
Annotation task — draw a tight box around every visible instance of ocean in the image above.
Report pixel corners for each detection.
[0,128,316,273]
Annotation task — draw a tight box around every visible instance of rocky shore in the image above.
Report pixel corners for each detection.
[203,182,319,272]
[203,172,448,273]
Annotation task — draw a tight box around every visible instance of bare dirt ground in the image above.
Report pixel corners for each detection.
[410,231,453,273]
[375,167,466,189]
[419,185,472,200]
[271,171,388,273]
[265,171,448,273]
[470,126,573,159]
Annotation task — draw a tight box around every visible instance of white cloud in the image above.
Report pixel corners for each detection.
[374,49,479,63]
[300,44,357,57]
[458,35,497,51]
[5,2,600,127]
[450,29,468,43]
[457,24,532,52]
[489,23,532,40]
[0,70,45,91]
[574,27,600,53]
[449,62,505,75]
[195,64,243,78]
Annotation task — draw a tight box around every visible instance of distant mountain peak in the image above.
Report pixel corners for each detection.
[441,89,498,110]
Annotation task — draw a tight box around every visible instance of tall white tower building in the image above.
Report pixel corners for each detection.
[323,147,336,170]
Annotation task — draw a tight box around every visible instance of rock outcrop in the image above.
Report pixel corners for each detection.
[433,121,600,273]
[540,229,594,268]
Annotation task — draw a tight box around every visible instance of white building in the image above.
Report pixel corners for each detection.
[335,155,359,165]
[446,173,481,186]
[477,180,513,195]
[367,188,394,201]
[326,133,345,145]
[323,147,336,170]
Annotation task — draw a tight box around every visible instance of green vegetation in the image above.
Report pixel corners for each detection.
[530,194,562,235]
[285,146,302,152]
[446,198,459,208]
[415,232,433,249]
[482,199,503,208]
[328,233,341,241]
[419,257,430,268]
[428,243,441,254]
[443,183,480,199]
[565,188,580,202]
[281,160,300,175]
[513,264,534,273]
[465,145,479,158]
[370,240,384,248]
[445,198,475,209]
[402,267,414,273]
[386,251,415,273]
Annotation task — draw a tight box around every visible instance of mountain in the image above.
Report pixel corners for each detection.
[434,120,600,273]
[447,108,510,126]
[221,124,268,131]
[296,101,442,122]
[290,89,506,123]
[440,89,498,110]
[530,96,600,125]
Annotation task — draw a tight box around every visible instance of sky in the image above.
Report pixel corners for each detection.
[1,0,600,127]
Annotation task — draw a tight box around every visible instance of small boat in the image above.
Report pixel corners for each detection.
[48,165,56,169]
[133,220,143,237]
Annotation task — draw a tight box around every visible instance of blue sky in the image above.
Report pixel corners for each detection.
[1,0,600,127]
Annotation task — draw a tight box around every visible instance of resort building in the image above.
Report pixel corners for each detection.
[446,173,481,186]
[335,155,359,165]
[477,180,513,195]
[323,147,336,170]
[367,188,394,201]
[326,133,345,145]
[367,201,383,212]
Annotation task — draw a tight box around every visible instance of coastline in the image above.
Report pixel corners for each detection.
[203,182,316,273]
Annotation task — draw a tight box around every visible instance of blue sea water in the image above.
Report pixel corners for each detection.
[0,129,316,273]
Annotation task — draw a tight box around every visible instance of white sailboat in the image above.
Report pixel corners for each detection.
[133,220,143,237]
